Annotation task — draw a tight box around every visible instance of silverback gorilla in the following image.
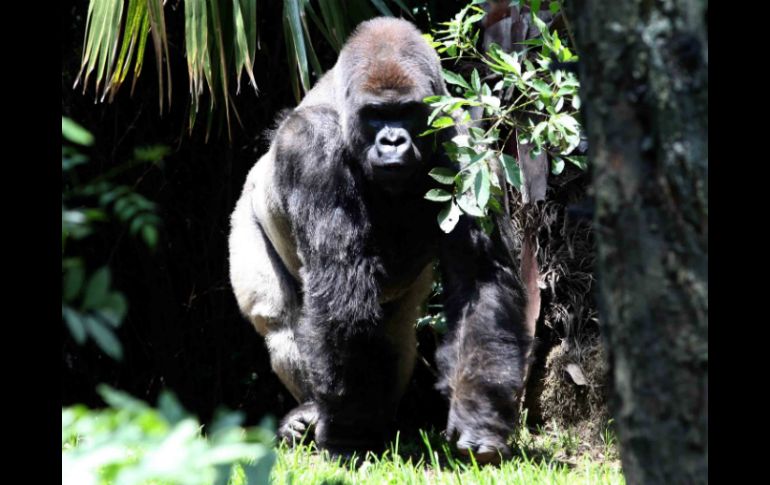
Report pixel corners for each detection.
[229,18,530,463]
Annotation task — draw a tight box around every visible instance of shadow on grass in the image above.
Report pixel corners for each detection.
[381,427,577,472]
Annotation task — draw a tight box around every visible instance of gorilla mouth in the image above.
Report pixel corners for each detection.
[372,158,416,187]
[375,157,409,171]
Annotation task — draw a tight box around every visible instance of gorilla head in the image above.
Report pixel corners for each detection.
[229,17,530,463]
[334,19,446,190]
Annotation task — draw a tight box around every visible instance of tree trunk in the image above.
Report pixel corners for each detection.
[567,1,708,483]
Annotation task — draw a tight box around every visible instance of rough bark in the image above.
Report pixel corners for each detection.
[566,0,708,483]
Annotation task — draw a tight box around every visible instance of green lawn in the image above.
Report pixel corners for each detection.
[235,426,625,485]
[63,394,625,485]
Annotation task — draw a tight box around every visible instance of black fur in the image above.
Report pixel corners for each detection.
[243,18,530,459]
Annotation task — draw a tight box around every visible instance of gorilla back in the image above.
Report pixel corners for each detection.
[229,18,530,462]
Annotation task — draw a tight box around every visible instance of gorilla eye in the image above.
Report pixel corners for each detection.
[360,102,426,132]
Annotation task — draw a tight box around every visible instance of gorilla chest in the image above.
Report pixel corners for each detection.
[371,205,441,299]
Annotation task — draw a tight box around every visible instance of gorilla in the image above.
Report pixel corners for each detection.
[229,17,530,463]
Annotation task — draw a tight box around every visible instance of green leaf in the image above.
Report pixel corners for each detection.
[134,144,169,163]
[146,0,172,114]
[110,0,151,98]
[547,122,560,145]
[428,167,457,185]
[457,168,476,194]
[474,164,490,210]
[285,0,310,94]
[565,155,588,170]
[62,306,87,344]
[488,196,503,215]
[478,216,494,235]
[480,95,500,111]
[63,263,86,302]
[431,116,455,129]
[438,201,462,233]
[142,225,159,249]
[425,189,453,202]
[551,156,565,175]
[84,315,123,360]
[423,95,446,104]
[456,191,485,217]
[83,267,111,311]
[98,384,147,411]
[501,154,523,191]
[471,68,481,92]
[99,292,127,327]
[531,79,552,96]
[532,121,548,142]
[62,118,94,146]
[73,0,126,100]
[554,96,564,112]
[442,69,471,90]
[549,1,561,14]
[158,391,188,425]
[496,50,522,76]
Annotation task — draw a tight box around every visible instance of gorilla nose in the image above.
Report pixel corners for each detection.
[375,127,410,158]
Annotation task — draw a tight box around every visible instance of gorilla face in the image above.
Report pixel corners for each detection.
[357,98,430,189]
[335,23,444,193]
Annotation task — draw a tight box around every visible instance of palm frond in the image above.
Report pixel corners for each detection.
[146,0,172,113]
[76,0,259,139]
[108,0,150,102]
[73,0,415,137]
[74,0,125,99]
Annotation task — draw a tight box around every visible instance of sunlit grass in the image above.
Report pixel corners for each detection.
[231,425,625,485]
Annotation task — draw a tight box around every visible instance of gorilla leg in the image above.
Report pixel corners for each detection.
[297,266,434,454]
[229,164,318,443]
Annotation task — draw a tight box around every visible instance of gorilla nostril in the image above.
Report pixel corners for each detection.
[382,133,406,146]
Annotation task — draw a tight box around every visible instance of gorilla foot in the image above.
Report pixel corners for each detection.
[277,402,319,446]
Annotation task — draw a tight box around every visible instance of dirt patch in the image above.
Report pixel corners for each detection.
[538,337,610,444]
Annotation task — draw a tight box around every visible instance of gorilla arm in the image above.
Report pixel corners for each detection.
[435,206,531,462]
[272,105,405,450]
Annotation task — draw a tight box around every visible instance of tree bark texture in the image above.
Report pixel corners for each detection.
[567,0,708,483]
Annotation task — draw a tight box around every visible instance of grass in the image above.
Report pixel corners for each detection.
[232,423,625,485]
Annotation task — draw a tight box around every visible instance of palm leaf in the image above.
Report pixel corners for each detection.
[146,0,172,113]
[74,0,125,99]
[208,0,233,139]
[232,0,258,94]
[284,0,311,96]
[73,0,416,138]
[109,0,150,102]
